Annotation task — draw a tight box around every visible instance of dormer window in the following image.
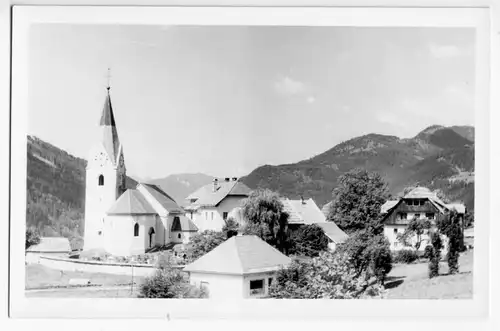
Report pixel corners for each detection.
[98,174,104,186]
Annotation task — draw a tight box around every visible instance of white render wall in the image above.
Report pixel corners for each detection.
[103,214,157,256]
[190,196,246,232]
[384,224,448,254]
[189,272,244,299]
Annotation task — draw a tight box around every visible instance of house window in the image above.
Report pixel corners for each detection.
[178,233,182,239]
[249,279,265,295]
[415,214,420,219]
[268,278,273,288]
[98,231,102,235]
[98,174,104,186]
[420,200,425,206]
[426,213,435,219]
[407,200,412,206]
[211,212,214,220]
[399,213,407,220]
[134,223,139,237]
[205,212,208,220]
[223,212,228,221]
[393,228,398,234]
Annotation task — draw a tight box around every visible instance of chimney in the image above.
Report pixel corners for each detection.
[232,177,238,181]
[225,177,230,182]
[213,178,219,192]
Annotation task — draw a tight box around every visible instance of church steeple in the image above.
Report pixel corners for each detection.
[99,84,121,166]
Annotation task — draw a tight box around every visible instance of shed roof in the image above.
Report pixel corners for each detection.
[282,198,326,225]
[316,222,349,244]
[107,189,157,215]
[27,237,71,253]
[183,235,291,275]
[185,180,251,208]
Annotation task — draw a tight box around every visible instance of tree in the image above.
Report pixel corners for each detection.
[268,252,385,299]
[327,168,389,235]
[222,217,239,239]
[187,230,226,261]
[396,217,432,257]
[25,227,41,250]
[336,230,392,284]
[436,210,463,274]
[241,189,290,253]
[426,231,443,278]
[288,224,329,257]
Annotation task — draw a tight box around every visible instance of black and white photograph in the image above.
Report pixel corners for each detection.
[7,5,492,320]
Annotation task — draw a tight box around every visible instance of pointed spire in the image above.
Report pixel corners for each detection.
[98,74,121,165]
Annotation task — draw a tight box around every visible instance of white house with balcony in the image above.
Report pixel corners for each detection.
[184,178,251,232]
[380,187,466,253]
[183,234,291,299]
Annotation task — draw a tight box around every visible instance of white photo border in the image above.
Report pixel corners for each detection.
[7,3,493,324]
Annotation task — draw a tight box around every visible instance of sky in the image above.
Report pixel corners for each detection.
[28,25,476,180]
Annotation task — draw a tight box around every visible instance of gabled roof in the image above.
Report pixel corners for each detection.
[107,189,157,215]
[27,237,71,253]
[282,198,327,225]
[141,184,184,214]
[321,201,333,217]
[171,215,199,232]
[185,180,251,208]
[380,187,466,222]
[381,200,399,214]
[99,90,121,166]
[446,203,466,214]
[316,222,349,244]
[183,235,291,275]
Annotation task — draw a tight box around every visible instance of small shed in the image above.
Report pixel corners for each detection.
[183,235,291,299]
[26,237,71,264]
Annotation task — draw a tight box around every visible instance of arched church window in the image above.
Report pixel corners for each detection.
[98,175,104,186]
[134,223,139,237]
[178,233,182,239]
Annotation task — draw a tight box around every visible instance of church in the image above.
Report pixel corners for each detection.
[83,86,198,257]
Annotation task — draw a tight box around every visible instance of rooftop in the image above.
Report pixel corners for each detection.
[282,198,326,225]
[183,235,291,275]
[107,189,157,215]
[185,179,251,208]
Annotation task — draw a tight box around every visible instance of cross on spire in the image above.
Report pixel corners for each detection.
[106,67,111,92]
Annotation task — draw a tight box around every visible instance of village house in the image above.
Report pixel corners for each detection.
[184,178,251,232]
[183,234,291,299]
[282,197,348,250]
[83,87,197,257]
[380,187,466,252]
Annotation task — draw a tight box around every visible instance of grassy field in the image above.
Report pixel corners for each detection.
[25,263,145,290]
[385,250,473,299]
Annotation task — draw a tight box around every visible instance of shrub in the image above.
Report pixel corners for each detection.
[25,227,41,250]
[138,266,207,299]
[393,249,418,264]
[436,210,462,274]
[188,230,226,261]
[288,224,329,257]
[268,252,385,299]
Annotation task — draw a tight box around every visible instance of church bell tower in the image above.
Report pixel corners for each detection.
[83,84,127,252]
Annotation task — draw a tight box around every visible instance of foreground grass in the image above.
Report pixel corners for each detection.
[25,263,145,290]
[385,250,473,299]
